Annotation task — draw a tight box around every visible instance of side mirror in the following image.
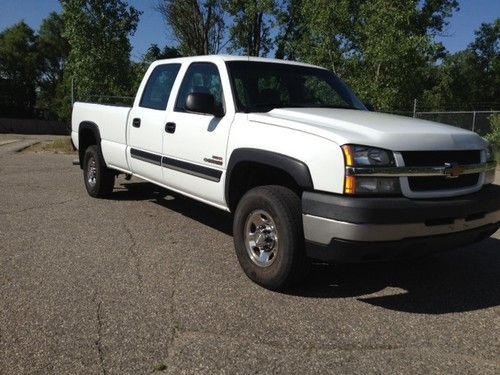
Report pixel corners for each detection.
[185,92,220,116]
[364,102,375,112]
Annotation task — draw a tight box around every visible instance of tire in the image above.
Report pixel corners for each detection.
[83,145,115,198]
[233,185,310,290]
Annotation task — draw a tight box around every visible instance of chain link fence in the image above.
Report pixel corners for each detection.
[414,111,498,136]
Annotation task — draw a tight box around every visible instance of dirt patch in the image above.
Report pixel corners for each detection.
[0,139,21,146]
[23,137,75,154]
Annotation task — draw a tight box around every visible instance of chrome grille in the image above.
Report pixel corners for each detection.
[401,151,481,192]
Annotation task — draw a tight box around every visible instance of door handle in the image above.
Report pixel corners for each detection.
[165,122,176,133]
[132,118,141,128]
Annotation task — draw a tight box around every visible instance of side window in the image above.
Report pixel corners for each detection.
[140,64,181,110]
[175,63,224,113]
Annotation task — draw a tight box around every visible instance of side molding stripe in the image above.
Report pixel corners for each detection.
[130,148,222,182]
[162,157,222,182]
[130,148,162,165]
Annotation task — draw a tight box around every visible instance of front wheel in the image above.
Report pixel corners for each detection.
[233,185,310,290]
[83,145,115,198]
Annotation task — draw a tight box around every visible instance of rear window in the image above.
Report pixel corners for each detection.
[140,64,181,110]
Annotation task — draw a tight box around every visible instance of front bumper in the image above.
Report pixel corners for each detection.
[302,184,500,262]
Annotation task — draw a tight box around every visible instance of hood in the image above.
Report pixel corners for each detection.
[248,108,487,151]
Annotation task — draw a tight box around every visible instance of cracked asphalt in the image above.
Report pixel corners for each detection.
[0,135,499,374]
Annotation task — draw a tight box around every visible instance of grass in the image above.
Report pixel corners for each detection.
[494,145,500,164]
[153,363,167,372]
[25,137,75,154]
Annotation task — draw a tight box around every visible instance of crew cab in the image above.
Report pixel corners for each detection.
[72,55,499,290]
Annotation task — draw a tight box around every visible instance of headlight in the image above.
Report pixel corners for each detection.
[341,144,401,195]
[485,145,496,185]
[343,145,395,166]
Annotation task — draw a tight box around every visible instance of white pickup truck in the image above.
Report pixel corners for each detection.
[72,55,499,290]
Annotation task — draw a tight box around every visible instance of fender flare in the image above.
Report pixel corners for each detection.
[225,148,314,205]
[78,121,102,168]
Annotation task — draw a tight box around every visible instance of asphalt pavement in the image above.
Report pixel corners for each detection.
[0,135,499,374]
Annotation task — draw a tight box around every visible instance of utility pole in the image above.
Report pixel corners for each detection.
[71,77,75,106]
[412,99,417,118]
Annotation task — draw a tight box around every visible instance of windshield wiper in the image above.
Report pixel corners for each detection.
[307,104,360,110]
[243,104,283,113]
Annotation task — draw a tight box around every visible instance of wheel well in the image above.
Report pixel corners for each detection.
[227,161,301,212]
[78,123,100,168]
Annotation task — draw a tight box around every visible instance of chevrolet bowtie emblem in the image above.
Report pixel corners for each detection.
[444,163,464,179]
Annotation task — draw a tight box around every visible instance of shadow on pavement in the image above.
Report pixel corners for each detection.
[116,181,499,314]
[117,181,233,235]
[291,238,500,314]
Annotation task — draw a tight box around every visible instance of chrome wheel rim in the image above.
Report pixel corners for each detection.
[244,209,279,267]
[87,157,97,187]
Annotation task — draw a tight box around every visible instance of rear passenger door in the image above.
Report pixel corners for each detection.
[128,63,181,182]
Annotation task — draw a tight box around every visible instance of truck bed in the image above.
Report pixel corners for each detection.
[71,102,132,172]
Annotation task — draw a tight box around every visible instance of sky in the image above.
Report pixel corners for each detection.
[0,0,499,61]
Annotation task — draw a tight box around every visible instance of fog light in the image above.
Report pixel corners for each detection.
[355,177,401,194]
[485,146,496,184]
[344,177,401,195]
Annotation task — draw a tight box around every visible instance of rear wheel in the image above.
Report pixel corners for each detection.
[233,185,310,290]
[83,145,114,198]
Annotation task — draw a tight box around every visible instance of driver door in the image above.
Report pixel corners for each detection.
[161,61,234,206]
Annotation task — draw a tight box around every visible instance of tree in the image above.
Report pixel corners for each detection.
[422,51,475,110]
[156,0,225,56]
[414,0,459,35]
[351,0,445,110]
[131,43,182,91]
[279,0,459,111]
[469,19,500,107]
[0,22,40,117]
[61,0,141,116]
[143,43,182,64]
[422,18,499,110]
[275,0,303,60]
[224,0,275,56]
[38,13,69,88]
[37,12,70,119]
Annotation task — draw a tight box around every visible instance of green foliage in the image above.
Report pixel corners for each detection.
[486,114,500,146]
[143,44,182,64]
[38,13,69,85]
[423,18,499,111]
[0,22,40,117]
[224,0,275,56]
[37,12,70,120]
[156,0,225,56]
[0,0,496,124]
[352,1,437,110]
[131,43,182,93]
[61,0,141,119]
[274,0,303,60]
[274,0,459,111]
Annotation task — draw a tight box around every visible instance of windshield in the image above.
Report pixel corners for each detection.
[226,61,367,113]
